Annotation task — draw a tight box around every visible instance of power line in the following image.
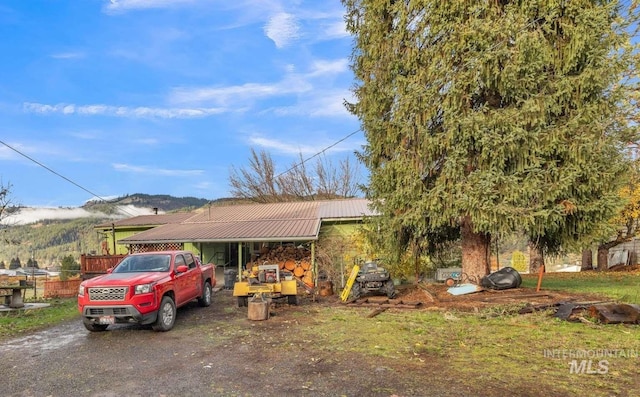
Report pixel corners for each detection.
[274,128,362,178]
[0,139,137,217]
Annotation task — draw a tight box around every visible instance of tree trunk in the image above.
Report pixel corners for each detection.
[528,241,545,274]
[581,249,593,271]
[596,240,624,271]
[596,245,609,271]
[460,216,490,284]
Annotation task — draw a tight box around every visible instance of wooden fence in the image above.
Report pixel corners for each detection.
[81,254,126,279]
[43,279,82,298]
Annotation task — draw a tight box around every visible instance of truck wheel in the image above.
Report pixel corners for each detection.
[152,296,176,332]
[237,296,248,307]
[287,295,298,305]
[350,283,362,299]
[83,319,108,332]
[198,281,212,307]
[383,280,396,298]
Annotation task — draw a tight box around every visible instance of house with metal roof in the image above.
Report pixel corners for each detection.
[94,198,376,285]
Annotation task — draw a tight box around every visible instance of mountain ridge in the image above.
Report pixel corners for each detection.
[0,193,214,269]
[83,193,211,213]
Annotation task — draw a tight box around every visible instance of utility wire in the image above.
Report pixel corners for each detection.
[0,139,137,218]
[274,128,362,178]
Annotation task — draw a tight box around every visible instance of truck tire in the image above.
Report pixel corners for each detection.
[198,281,212,307]
[350,283,362,299]
[152,296,176,332]
[382,280,396,298]
[83,319,108,332]
[287,295,298,305]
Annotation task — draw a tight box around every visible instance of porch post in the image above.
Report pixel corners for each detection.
[311,241,316,286]
[238,242,243,280]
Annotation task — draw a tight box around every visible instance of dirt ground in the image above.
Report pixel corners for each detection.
[0,281,630,397]
[337,281,598,313]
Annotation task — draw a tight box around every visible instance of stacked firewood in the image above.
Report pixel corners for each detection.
[247,245,314,287]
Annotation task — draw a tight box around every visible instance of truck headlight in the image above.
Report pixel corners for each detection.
[78,285,85,296]
[134,283,154,294]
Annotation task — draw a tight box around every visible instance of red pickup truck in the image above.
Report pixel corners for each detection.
[78,250,215,332]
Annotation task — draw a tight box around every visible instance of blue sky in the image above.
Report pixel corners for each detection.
[0,0,363,208]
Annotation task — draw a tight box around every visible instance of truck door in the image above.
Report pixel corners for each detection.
[183,253,201,299]
[173,254,190,306]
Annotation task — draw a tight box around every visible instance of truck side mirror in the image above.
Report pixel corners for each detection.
[176,265,189,273]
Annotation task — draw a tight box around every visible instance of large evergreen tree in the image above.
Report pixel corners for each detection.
[343,0,638,281]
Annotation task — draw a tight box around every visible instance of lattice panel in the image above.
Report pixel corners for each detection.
[130,243,183,253]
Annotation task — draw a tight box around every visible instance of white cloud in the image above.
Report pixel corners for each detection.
[0,140,68,163]
[248,134,354,156]
[112,163,204,177]
[170,59,347,108]
[0,143,19,160]
[4,207,106,225]
[2,205,160,225]
[307,59,349,77]
[23,102,229,119]
[249,135,317,155]
[170,75,312,106]
[322,20,349,40]
[104,0,197,14]
[264,12,300,49]
[272,89,354,118]
[51,52,85,59]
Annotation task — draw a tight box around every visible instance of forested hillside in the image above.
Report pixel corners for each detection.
[0,217,106,269]
[0,194,210,270]
[84,193,209,213]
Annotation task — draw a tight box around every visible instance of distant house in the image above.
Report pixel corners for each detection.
[94,198,376,284]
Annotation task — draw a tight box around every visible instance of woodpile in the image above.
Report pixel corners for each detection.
[247,245,315,287]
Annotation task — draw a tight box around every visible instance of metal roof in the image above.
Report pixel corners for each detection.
[318,198,376,219]
[117,198,375,244]
[183,200,320,223]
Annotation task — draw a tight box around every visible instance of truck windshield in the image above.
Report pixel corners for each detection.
[113,255,171,273]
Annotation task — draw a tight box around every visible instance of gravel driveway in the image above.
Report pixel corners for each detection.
[1,290,484,397]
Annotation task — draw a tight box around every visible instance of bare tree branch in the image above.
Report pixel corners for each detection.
[229,149,362,202]
[0,181,20,245]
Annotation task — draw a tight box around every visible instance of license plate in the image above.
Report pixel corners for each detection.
[98,316,115,324]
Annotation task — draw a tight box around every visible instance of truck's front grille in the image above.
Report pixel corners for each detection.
[87,307,130,316]
[88,287,127,301]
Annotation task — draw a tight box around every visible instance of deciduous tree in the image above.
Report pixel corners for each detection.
[0,181,21,246]
[229,148,361,203]
[594,157,640,269]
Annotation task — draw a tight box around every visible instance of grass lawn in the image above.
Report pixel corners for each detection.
[295,302,639,396]
[293,271,640,396]
[1,271,638,396]
[0,298,79,340]
[522,270,640,304]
